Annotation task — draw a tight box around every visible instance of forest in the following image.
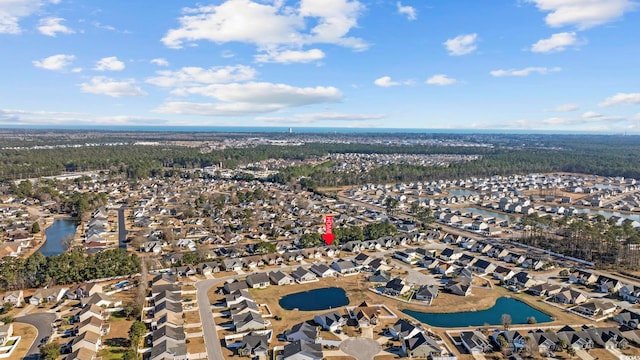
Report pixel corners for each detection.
[2,133,640,186]
[0,248,141,291]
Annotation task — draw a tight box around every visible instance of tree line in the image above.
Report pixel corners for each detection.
[0,248,140,291]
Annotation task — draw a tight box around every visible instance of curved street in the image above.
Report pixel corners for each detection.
[16,312,56,360]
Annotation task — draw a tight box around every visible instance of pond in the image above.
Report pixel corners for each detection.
[40,218,77,256]
[402,297,551,328]
[279,287,349,311]
[571,208,640,222]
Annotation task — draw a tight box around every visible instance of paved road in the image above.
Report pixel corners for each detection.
[117,207,127,249]
[16,312,56,360]
[340,337,382,360]
[196,278,230,360]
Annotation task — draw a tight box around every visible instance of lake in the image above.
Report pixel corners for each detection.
[571,208,640,222]
[402,297,551,327]
[279,287,349,311]
[448,189,480,197]
[40,218,77,256]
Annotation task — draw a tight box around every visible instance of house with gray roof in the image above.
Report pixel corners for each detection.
[285,322,319,343]
[269,271,294,286]
[246,273,270,289]
[314,311,346,332]
[282,340,323,360]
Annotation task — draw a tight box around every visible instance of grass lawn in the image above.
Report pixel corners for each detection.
[12,323,36,360]
[588,348,620,360]
[98,347,131,360]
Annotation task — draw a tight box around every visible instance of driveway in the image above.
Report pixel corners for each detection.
[16,312,56,360]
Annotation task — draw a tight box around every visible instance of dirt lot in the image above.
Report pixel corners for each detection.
[187,336,206,354]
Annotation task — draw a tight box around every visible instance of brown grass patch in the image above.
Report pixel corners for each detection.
[12,322,37,360]
[184,310,201,324]
[588,348,620,360]
[186,336,206,354]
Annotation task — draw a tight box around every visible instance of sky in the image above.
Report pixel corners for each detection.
[1,0,640,132]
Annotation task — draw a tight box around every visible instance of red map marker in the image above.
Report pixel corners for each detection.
[323,215,335,245]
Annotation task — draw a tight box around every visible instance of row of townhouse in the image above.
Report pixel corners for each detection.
[145,274,188,360]
[63,304,109,360]
[455,324,630,356]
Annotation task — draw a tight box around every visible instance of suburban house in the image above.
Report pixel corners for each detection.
[574,300,617,317]
[282,340,323,360]
[232,312,268,332]
[30,287,68,305]
[269,271,294,286]
[309,264,336,278]
[285,322,319,343]
[2,290,23,307]
[527,283,563,297]
[445,280,472,296]
[552,287,588,305]
[507,271,537,289]
[459,331,492,354]
[402,332,442,359]
[569,270,598,286]
[246,273,270,289]
[414,285,438,305]
[384,278,410,296]
[291,267,318,284]
[614,309,640,328]
[330,260,360,276]
[314,311,346,332]
[238,334,269,357]
[389,319,421,340]
[619,285,640,303]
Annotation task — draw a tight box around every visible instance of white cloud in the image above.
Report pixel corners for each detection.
[146,65,256,87]
[257,112,385,123]
[527,0,637,29]
[161,0,367,52]
[396,2,417,20]
[551,103,580,112]
[0,108,165,126]
[531,32,578,53]
[0,0,59,34]
[80,77,147,97]
[150,58,169,67]
[155,82,342,116]
[373,76,413,87]
[255,48,325,63]
[94,56,125,71]
[443,33,478,56]
[374,76,398,87]
[426,74,457,86]
[490,66,561,77]
[37,17,73,36]
[32,54,75,71]
[599,92,640,107]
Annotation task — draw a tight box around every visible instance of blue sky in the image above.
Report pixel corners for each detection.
[1,0,640,132]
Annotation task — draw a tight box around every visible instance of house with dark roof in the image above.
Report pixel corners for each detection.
[309,264,336,278]
[232,311,268,332]
[285,321,319,343]
[330,260,359,275]
[614,309,640,328]
[291,267,318,283]
[469,259,496,275]
[246,273,270,289]
[269,271,294,286]
[414,285,438,305]
[527,330,558,354]
[459,331,492,354]
[282,340,323,360]
[445,279,472,296]
[384,278,410,296]
[506,271,537,289]
[314,311,345,332]
[402,332,442,359]
[389,319,420,340]
[238,334,269,357]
